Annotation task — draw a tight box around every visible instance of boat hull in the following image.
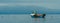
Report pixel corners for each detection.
[31,14,46,18]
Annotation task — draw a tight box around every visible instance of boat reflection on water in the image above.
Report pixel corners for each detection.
[32,17,46,23]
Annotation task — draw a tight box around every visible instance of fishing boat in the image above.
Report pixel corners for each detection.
[30,11,46,18]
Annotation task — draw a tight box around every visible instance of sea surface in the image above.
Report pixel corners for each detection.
[0,14,60,23]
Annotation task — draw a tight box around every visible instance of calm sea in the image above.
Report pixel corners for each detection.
[0,14,60,23]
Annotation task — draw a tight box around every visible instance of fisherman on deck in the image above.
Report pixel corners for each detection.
[42,14,46,18]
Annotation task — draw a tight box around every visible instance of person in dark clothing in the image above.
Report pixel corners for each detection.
[42,14,46,18]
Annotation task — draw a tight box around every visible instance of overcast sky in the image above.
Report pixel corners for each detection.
[0,0,60,14]
[0,0,60,9]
